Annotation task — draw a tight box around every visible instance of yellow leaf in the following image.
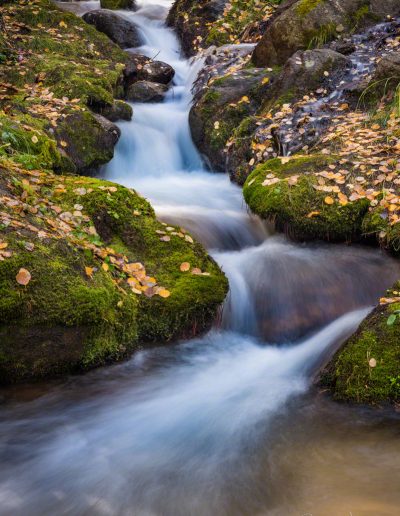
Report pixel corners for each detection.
[307,211,320,218]
[324,196,334,205]
[16,268,31,286]
[0,242,8,250]
[102,262,109,272]
[31,135,38,144]
[158,288,171,298]
[60,140,68,148]
[59,21,67,28]
[85,266,94,277]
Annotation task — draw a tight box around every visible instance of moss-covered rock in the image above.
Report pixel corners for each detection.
[100,0,136,9]
[0,166,228,384]
[167,0,227,56]
[320,299,400,405]
[243,155,370,241]
[189,69,270,170]
[54,112,121,174]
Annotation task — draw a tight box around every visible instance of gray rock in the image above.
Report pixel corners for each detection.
[125,80,168,102]
[99,100,133,122]
[124,54,175,85]
[83,10,141,49]
[252,0,400,67]
[276,49,350,93]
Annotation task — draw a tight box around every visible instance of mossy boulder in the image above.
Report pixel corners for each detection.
[252,0,400,67]
[0,168,228,384]
[100,0,136,9]
[54,112,121,174]
[189,69,269,171]
[320,300,400,405]
[243,155,370,241]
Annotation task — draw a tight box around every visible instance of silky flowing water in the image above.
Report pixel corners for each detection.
[1,2,400,515]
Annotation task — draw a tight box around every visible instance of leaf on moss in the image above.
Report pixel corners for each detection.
[16,268,31,286]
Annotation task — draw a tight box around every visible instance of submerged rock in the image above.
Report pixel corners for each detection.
[83,9,142,48]
[126,80,169,102]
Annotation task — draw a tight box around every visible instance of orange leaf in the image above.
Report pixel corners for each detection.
[180,262,190,272]
[16,268,31,286]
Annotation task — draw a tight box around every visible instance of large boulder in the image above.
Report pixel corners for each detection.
[124,54,175,85]
[83,10,141,49]
[54,112,121,174]
[243,155,370,242]
[125,80,169,102]
[0,172,228,384]
[252,0,400,67]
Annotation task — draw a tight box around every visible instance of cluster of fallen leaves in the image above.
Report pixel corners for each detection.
[0,158,204,299]
[207,0,276,45]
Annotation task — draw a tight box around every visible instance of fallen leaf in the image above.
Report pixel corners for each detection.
[324,196,334,205]
[16,268,31,286]
[158,288,171,298]
[180,262,190,272]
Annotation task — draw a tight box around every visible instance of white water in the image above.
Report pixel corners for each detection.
[1,2,400,515]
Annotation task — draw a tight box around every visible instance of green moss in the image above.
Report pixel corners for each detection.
[296,0,323,17]
[0,112,62,170]
[100,0,134,9]
[306,23,338,49]
[350,4,380,29]
[321,303,400,404]
[243,155,370,241]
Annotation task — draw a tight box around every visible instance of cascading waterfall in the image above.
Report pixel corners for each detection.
[1,2,400,515]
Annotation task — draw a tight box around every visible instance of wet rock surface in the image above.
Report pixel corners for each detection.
[124,54,175,85]
[126,80,169,102]
[83,9,142,48]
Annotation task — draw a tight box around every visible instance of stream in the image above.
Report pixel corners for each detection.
[1,1,400,515]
